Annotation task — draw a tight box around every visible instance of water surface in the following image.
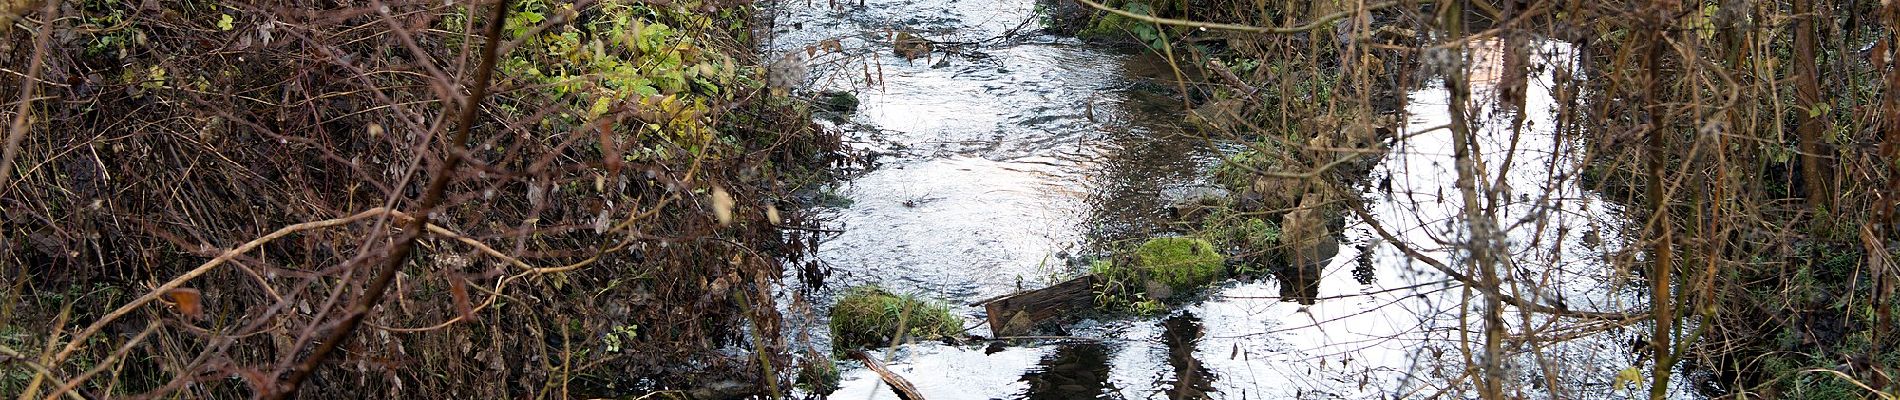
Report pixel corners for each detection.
[768,2,1691,398]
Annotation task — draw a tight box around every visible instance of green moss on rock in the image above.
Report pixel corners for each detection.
[1077,1,1149,41]
[1089,237,1227,314]
[828,287,963,351]
[816,90,860,114]
[1133,237,1225,291]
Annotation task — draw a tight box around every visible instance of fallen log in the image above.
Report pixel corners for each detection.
[977,274,1099,337]
[849,350,926,400]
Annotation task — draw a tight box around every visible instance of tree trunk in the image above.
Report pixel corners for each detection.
[1641,1,1679,398]
[1795,0,1835,211]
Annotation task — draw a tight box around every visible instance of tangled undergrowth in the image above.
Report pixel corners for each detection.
[1,0,840,398]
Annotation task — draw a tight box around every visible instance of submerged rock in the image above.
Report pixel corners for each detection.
[893,31,931,60]
[816,90,859,114]
[1163,185,1230,226]
[1185,97,1248,132]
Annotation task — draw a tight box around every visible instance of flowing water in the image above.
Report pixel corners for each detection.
[767,1,1704,398]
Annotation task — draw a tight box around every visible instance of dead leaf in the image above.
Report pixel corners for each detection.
[166,288,203,320]
[711,186,734,226]
[598,120,621,175]
[450,278,474,320]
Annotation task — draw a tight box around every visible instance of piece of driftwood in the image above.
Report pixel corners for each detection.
[849,350,925,400]
[979,274,1098,336]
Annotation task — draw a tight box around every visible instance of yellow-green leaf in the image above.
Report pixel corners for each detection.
[217,14,235,31]
[1614,367,1643,392]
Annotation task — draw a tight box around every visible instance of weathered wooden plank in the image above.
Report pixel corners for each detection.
[980,274,1098,337]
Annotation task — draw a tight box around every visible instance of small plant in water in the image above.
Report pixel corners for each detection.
[828,286,964,351]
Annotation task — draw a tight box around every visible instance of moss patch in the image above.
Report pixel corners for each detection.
[1093,237,1226,313]
[828,287,963,351]
[1133,237,1225,290]
[816,90,860,114]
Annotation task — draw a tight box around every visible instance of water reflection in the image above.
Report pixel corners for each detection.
[1162,313,1215,399]
[775,0,1675,393]
[1271,267,1324,306]
[1019,343,1112,400]
[1079,76,1223,253]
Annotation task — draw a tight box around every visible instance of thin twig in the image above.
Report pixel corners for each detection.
[43,321,161,400]
[0,346,85,400]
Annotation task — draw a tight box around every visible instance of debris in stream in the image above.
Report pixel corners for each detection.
[893,31,932,60]
[850,350,929,400]
[981,274,1101,336]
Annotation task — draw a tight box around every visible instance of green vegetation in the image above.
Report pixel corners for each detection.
[828,287,965,351]
[816,90,860,114]
[1077,1,1150,41]
[1199,207,1281,275]
[1091,237,1225,314]
[1,0,837,397]
[1211,145,1276,191]
[793,355,841,394]
[1089,258,1169,315]
[495,0,757,158]
[1132,237,1225,290]
[1074,0,1191,51]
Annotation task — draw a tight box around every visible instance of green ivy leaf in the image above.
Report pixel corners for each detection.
[631,84,659,97]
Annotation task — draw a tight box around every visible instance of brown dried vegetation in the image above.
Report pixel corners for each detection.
[0,0,839,398]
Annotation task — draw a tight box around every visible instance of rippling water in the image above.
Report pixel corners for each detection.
[767,0,1700,397]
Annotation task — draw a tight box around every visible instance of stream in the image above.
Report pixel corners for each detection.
[766,1,1705,398]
